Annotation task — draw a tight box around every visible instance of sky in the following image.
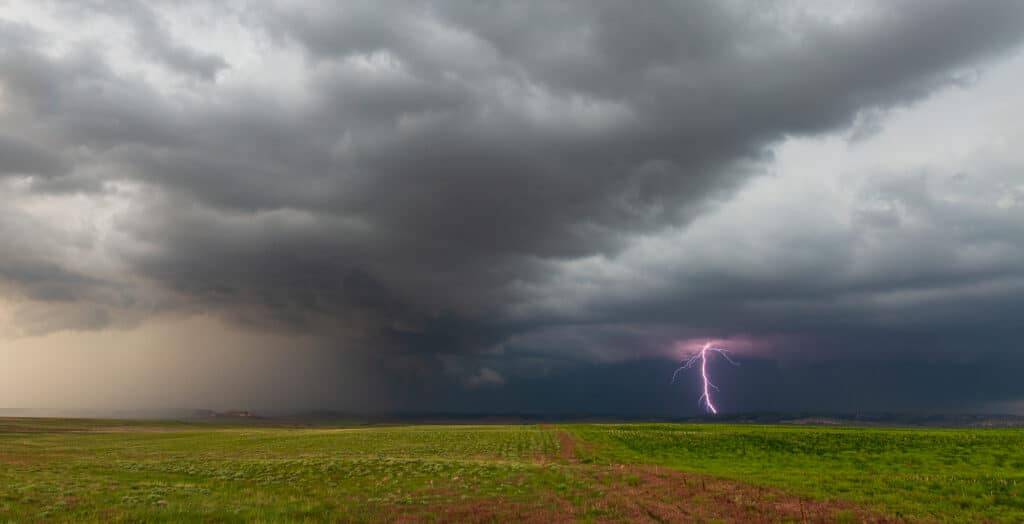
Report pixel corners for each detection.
[1,0,1023,416]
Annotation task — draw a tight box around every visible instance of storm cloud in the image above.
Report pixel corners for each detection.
[1,1,1023,414]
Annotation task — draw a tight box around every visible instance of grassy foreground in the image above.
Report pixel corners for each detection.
[566,424,1024,522]
[0,418,1020,522]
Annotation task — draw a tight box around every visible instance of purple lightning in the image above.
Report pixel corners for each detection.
[672,341,739,414]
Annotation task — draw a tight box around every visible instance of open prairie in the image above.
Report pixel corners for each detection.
[1,418,1022,522]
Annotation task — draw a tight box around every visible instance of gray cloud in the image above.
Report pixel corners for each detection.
[0,134,67,177]
[0,197,148,335]
[129,3,229,81]
[1,1,1024,412]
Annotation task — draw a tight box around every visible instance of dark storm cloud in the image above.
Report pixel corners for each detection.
[0,203,89,296]
[433,355,1024,416]
[0,134,68,177]
[2,1,1024,411]
[0,258,102,302]
[541,166,1024,352]
[125,2,1024,312]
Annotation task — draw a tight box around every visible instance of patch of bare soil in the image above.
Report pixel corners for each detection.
[390,495,578,524]
[389,465,900,523]
[391,430,901,524]
[580,465,899,523]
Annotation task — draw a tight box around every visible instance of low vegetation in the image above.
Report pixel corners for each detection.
[566,423,1024,522]
[0,418,1021,522]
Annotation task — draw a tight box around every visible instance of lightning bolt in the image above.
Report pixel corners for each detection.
[672,341,739,414]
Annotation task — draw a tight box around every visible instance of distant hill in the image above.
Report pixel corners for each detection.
[3,408,1023,428]
[0,408,215,420]
[267,410,1024,428]
[667,411,1024,428]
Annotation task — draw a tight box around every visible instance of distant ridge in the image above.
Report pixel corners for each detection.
[248,410,1024,428]
[3,408,1023,428]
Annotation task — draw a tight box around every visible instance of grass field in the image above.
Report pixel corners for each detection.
[1,418,1022,522]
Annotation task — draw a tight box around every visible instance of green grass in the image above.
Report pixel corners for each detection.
[564,423,1024,522]
[0,421,588,522]
[1,418,1023,522]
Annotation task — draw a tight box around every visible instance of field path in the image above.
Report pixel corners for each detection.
[557,431,579,463]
